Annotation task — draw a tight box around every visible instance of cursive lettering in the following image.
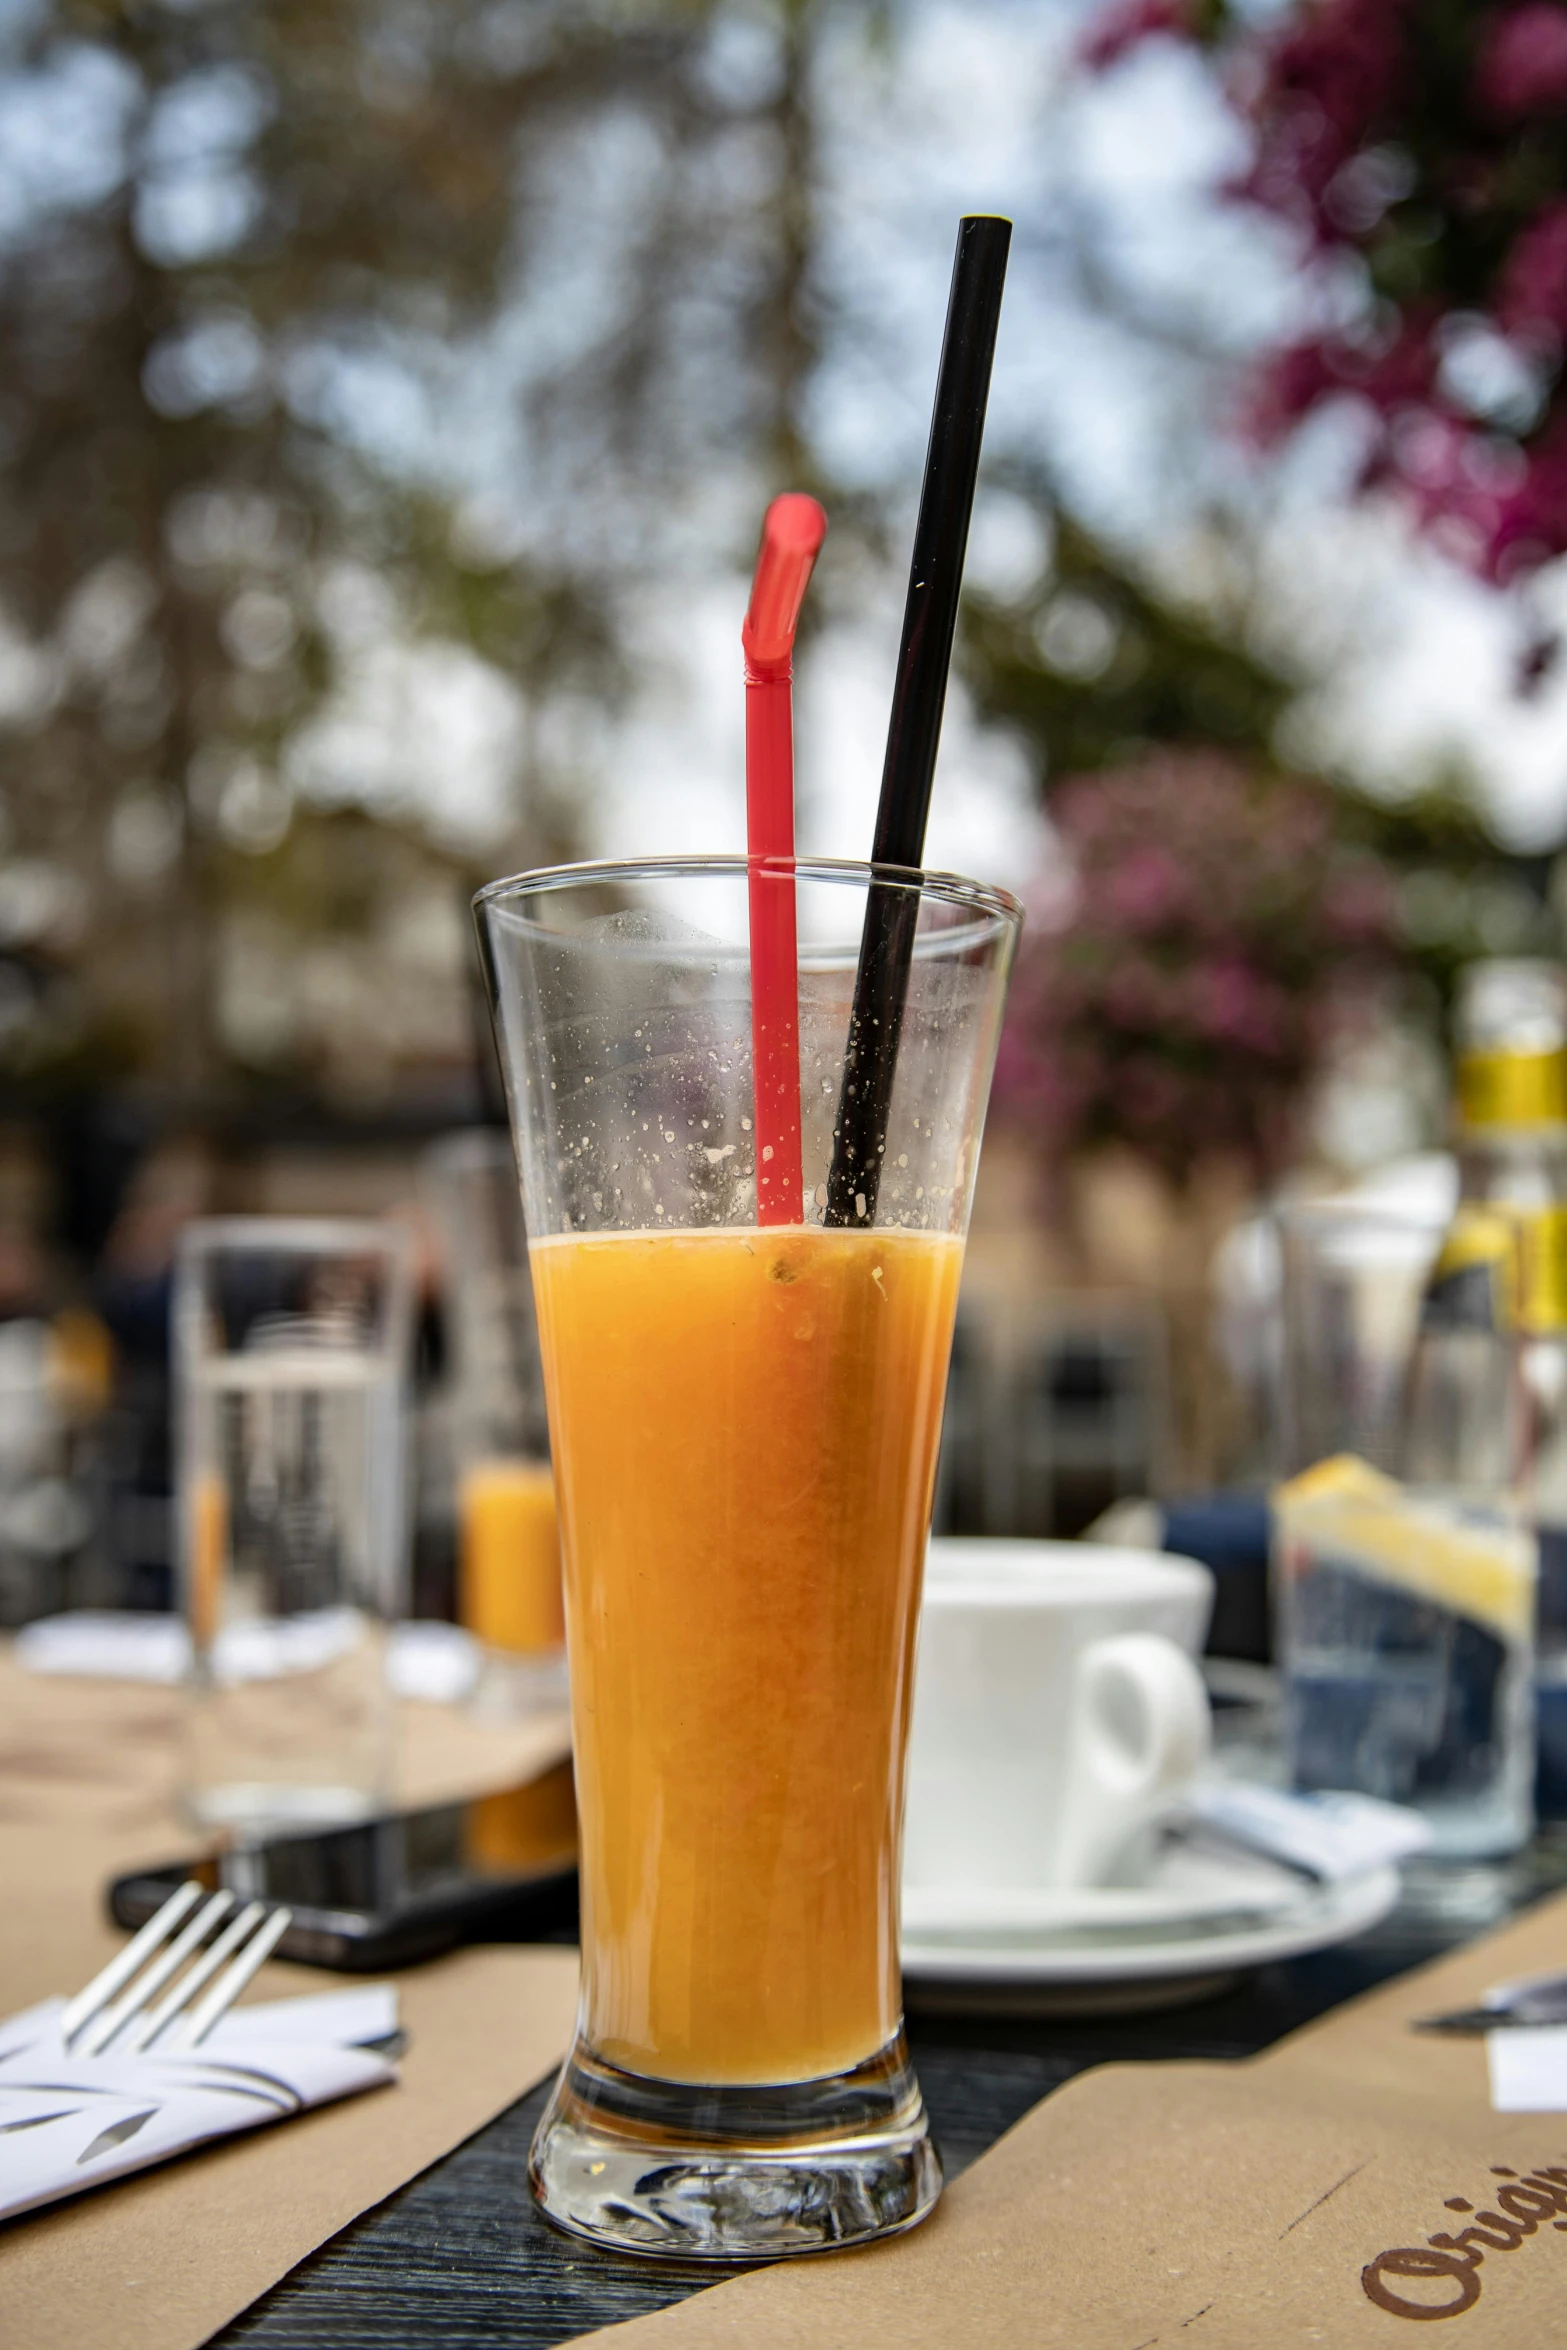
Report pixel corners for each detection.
[1361,2162,1567,2320]
[1362,2248,1482,2322]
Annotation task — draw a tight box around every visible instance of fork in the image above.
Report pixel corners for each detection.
[60,1885,294,2058]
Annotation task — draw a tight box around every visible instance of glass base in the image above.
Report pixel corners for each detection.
[529,2030,942,2260]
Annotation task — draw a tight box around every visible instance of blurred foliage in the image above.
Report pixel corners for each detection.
[1086,0,1567,587]
[958,478,1560,1038]
[0,0,826,1103]
[963,505,1295,774]
[2,0,1556,1143]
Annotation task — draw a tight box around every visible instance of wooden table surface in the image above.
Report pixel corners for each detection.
[213,1827,1567,2349]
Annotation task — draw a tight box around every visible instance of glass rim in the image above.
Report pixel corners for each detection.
[176,1215,416,1262]
[472,852,1024,938]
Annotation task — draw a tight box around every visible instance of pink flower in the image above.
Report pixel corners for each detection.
[1241,0,1413,222]
[1323,865,1397,944]
[1080,0,1192,70]
[1478,2,1567,117]
[1485,414,1567,578]
[992,753,1399,1184]
[1190,960,1287,1054]
[1102,845,1187,930]
[1074,0,1567,584]
[1245,314,1440,445]
[1497,199,1567,342]
[1102,959,1172,1028]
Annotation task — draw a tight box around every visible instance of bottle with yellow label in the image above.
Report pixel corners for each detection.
[1438,960,1567,1803]
[1452,961,1567,1326]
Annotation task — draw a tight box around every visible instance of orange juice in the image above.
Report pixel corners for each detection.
[458,1457,565,1653]
[530,1222,962,2087]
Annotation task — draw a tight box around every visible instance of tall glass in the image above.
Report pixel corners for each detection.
[478,857,1020,2260]
[1274,1199,1536,1858]
[175,1217,415,1830]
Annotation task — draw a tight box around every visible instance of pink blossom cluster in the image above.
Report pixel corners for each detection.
[1479,1,1567,114]
[1085,0,1567,579]
[1233,0,1410,226]
[994,753,1397,1183]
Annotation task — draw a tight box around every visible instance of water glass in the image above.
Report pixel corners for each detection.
[175,1217,415,1830]
[1274,1199,1536,1858]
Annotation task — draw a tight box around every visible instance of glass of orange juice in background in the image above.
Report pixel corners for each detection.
[478,856,1020,2259]
[425,1131,566,1708]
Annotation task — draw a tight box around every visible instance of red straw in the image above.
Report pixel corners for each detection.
[743,492,827,1227]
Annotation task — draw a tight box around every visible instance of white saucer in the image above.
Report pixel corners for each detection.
[901,1841,1401,2015]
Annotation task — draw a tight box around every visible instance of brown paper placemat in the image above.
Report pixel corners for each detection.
[584,1889,1567,2347]
[0,1643,581,2350]
[0,1944,579,2350]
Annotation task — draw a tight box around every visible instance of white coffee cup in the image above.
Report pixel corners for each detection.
[903,1539,1214,1901]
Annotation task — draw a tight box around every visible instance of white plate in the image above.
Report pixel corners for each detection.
[901,1847,1401,2008]
[902,1843,1308,1938]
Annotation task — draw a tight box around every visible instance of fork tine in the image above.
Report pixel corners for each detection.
[59,1882,204,2045]
[78,1891,236,2056]
[176,1905,293,2051]
[126,1903,269,2053]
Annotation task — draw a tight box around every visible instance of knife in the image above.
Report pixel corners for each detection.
[1415,1968,1567,2035]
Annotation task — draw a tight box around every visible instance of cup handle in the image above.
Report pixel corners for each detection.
[1053,1633,1211,1888]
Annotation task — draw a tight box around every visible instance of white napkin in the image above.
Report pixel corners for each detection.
[1489,2025,1567,2113]
[0,1987,398,2223]
[1180,1782,1433,1881]
[14,1611,480,1701]
[15,1610,190,1683]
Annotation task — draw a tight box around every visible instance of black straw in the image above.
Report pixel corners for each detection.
[824,214,1010,1226]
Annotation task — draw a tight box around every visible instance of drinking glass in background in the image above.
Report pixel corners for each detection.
[1274,1198,1536,1858]
[424,1130,564,1707]
[175,1218,415,1830]
[478,855,1020,2260]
